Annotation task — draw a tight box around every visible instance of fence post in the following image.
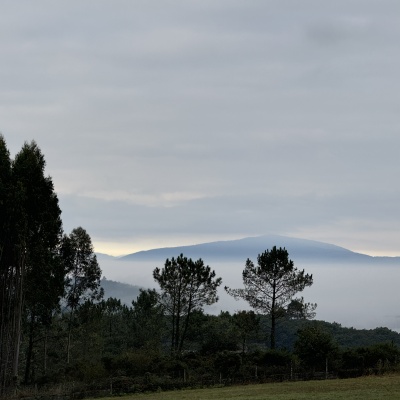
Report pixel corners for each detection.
[325,358,328,379]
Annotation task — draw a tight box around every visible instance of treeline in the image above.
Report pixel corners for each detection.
[14,298,400,394]
[1,136,399,398]
[0,137,102,395]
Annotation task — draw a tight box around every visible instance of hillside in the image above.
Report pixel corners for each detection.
[100,278,142,305]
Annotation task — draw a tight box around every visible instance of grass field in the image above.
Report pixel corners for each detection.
[98,375,400,400]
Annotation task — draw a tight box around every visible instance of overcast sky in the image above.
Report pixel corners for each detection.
[1,1,400,256]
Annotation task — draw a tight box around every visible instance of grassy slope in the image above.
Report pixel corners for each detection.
[98,375,400,400]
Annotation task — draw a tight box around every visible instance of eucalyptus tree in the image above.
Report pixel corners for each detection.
[0,138,64,390]
[61,227,103,364]
[0,135,14,394]
[225,246,314,349]
[13,142,63,384]
[153,254,222,355]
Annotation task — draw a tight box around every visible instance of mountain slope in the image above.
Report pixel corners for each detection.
[117,234,399,264]
[100,278,142,304]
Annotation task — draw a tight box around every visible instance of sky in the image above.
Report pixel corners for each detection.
[1,1,400,257]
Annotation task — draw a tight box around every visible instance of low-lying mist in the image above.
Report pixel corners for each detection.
[99,257,400,332]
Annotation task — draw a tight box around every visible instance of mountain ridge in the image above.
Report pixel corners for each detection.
[99,235,400,265]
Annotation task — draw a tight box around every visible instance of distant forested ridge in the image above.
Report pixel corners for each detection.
[100,278,142,305]
[100,278,400,349]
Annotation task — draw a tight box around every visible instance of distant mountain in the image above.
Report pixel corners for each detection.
[116,235,400,265]
[95,235,400,331]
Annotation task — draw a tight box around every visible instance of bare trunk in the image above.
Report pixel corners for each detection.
[12,254,25,385]
[66,325,72,365]
[270,310,276,350]
[24,313,35,384]
[43,329,47,375]
[270,281,276,350]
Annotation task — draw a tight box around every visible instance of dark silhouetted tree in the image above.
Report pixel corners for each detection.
[12,142,64,384]
[286,297,317,320]
[0,139,63,389]
[294,323,338,374]
[153,254,222,355]
[131,289,164,349]
[233,310,260,354]
[225,246,314,349]
[0,135,15,394]
[61,227,103,364]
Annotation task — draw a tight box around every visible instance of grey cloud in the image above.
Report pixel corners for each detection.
[2,1,400,258]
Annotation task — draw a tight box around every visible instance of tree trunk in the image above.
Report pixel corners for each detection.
[43,329,47,375]
[270,281,277,350]
[24,313,36,384]
[66,310,74,365]
[270,310,276,350]
[12,257,25,385]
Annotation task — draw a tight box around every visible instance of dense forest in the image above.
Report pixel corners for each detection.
[1,136,399,398]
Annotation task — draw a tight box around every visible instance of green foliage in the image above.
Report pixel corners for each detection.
[104,348,161,377]
[340,342,400,376]
[233,310,261,353]
[131,289,165,349]
[294,323,339,371]
[200,312,238,354]
[214,351,242,377]
[99,297,131,355]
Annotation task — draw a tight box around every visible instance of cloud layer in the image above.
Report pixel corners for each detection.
[2,1,400,255]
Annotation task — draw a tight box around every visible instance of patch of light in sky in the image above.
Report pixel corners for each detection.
[93,233,252,257]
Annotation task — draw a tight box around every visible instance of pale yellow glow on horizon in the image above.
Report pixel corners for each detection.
[93,234,400,258]
[93,234,250,257]
[352,249,400,257]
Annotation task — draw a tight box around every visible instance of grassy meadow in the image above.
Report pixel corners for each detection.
[97,375,400,400]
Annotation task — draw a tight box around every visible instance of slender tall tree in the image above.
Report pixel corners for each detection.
[12,142,63,383]
[0,135,15,394]
[0,138,63,392]
[225,246,314,349]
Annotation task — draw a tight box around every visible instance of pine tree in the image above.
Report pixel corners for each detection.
[225,246,314,349]
[153,254,222,355]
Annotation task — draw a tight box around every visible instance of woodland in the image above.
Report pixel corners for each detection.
[1,135,400,398]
